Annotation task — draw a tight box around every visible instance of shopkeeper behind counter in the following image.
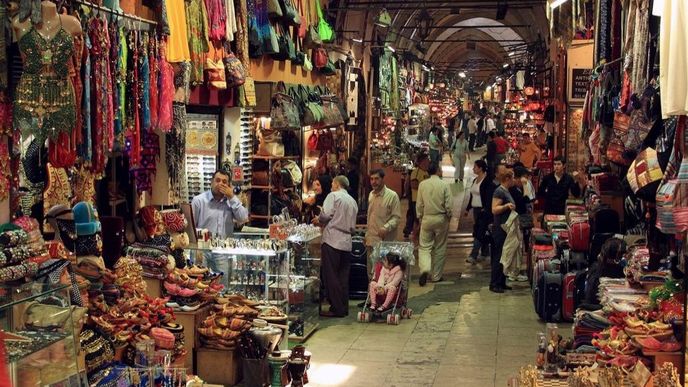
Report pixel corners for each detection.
[192,170,249,286]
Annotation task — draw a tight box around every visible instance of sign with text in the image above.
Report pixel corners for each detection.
[569,68,591,102]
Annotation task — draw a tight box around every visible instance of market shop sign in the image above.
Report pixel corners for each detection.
[569,68,591,102]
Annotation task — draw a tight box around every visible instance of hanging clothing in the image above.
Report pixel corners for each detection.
[225,0,238,42]
[204,0,227,42]
[659,0,688,117]
[630,0,650,94]
[166,0,191,62]
[186,0,210,85]
[88,16,114,175]
[14,20,76,143]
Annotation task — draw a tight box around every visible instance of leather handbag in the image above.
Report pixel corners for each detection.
[625,107,655,150]
[270,24,291,61]
[320,91,344,126]
[315,0,335,43]
[313,47,328,68]
[307,131,319,151]
[267,0,283,19]
[304,24,322,48]
[223,47,247,88]
[270,81,301,129]
[303,53,313,71]
[280,0,300,26]
[317,59,336,76]
[205,58,227,89]
[24,302,86,332]
[248,16,263,58]
[606,137,629,166]
[612,111,630,143]
[296,0,307,38]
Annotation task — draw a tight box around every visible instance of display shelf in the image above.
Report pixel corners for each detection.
[286,233,321,244]
[288,322,319,343]
[252,155,300,160]
[0,283,69,311]
[5,330,69,363]
[250,215,271,219]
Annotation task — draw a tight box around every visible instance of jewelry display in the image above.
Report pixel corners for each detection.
[3,330,68,362]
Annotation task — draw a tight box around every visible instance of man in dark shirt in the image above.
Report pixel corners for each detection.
[346,157,360,203]
[486,132,498,179]
[537,156,586,215]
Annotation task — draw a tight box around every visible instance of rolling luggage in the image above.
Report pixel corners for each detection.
[569,221,590,252]
[562,272,578,321]
[534,271,562,322]
[348,236,369,299]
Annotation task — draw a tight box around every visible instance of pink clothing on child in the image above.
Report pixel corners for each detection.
[369,265,404,308]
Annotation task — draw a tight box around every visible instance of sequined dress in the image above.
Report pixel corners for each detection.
[14,23,76,142]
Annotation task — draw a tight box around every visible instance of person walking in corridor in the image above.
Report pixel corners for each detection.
[417,162,453,286]
[366,168,401,267]
[490,169,516,293]
[467,115,478,151]
[403,153,430,239]
[313,176,358,317]
[450,131,469,184]
[464,160,495,264]
[428,125,443,165]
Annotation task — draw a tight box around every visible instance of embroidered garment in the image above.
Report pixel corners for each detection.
[88,17,114,175]
[157,42,174,132]
[204,0,227,42]
[186,0,210,85]
[149,36,159,130]
[14,20,76,142]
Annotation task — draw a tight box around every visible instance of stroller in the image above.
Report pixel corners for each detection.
[356,241,414,325]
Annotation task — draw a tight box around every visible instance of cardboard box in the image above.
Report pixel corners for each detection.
[196,348,241,386]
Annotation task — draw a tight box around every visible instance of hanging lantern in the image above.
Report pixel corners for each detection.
[524,86,535,96]
[416,9,433,40]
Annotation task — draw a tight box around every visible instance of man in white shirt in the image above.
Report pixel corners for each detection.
[486,113,496,132]
[467,115,478,151]
[416,162,453,286]
[314,176,358,317]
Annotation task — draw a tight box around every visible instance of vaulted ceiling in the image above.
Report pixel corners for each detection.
[337,0,549,83]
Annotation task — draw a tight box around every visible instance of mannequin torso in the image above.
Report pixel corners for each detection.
[12,1,82,42]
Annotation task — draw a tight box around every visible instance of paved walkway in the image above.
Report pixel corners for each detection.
[303,152,548,387]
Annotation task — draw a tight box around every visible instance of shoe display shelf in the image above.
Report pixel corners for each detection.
[287,233,321,342]
[176,304,213,373]
[0,283,85,386]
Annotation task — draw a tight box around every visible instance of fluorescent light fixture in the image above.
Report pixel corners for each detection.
[387,45,395,52]
[352,37,363,43]
[458,72,466,78]
[508,52,515,57]
[486,86,492,91]
[422,65,430,72]
[550,0,568,9]
[503,63,509,68]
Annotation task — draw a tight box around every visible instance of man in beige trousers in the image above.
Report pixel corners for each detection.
[416,162,453,286]
[365,168,401,268]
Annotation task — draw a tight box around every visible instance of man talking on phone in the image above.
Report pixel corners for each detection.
[192,169,249,288]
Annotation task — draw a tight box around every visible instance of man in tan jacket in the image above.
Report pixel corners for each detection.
[366,169,401,267]
[416,162,453,286]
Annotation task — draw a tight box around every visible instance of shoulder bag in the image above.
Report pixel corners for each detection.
[223,45,247,88]
[270,23,291,61]
[248,15,264,58]
[270,81,301,129]
[313,47,328,68]
[296,0,307,38]
[315,0,335,43]
[280,0,300,26]
[205,57,227,89]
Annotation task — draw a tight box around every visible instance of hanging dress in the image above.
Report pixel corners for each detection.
[166,0,191,62]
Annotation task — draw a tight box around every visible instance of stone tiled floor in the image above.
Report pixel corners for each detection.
[303,153,548,387]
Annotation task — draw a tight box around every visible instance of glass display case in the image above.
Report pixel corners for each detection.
[0,283,84,386]
[287,234,321,342]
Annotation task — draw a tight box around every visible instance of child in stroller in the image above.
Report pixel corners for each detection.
[368,253,406,312]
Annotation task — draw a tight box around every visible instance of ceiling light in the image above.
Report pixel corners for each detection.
[387,45,395,52]
[503,63,509,68]
[352,38,363,43]
[458,72,466,78]
[550,0,569,9]
[508,52,515,57]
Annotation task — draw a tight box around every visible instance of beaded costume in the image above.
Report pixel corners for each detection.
[14,20,76,142]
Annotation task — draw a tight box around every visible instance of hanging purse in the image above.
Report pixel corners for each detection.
[271,24,291,61]
[280,0,300,26]
[320,88,344,126]
[313,47,328,68]
[296,0,307,38]
[270,81,301,130]
[606,137,629,166]
[315,0,335,43]
[612,111,630,143]
[625,107,655,150]
[248,16,264,58]
[317,59,336,76]
[293,36,306,65]
[223,45,247,88]
[307,131,319,151]
[304,24,322,48]
[205,58,227,89]
[263,23,280,55]
[303,53,313,71]
[267,0,283,19]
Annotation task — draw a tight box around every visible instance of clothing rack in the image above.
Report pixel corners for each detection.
[74,0,158,25]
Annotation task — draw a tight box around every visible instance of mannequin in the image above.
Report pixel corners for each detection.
[12,1,82,41]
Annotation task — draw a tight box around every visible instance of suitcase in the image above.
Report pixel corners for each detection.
[534,271,562,322]
[348,236,368,299]
[569,221,590,252]
[562,272,578,321]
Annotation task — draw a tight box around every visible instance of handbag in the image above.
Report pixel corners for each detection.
[320,89,344,127]
[263,23,280,55]
[625,107,655,150]
[296,0,307,38]
[304,24,322,48]
[23,302,86,332]
[606,137,629,166]
[205,58,227,89]
[248,16,264,58]
[315,0,335,43]
[270,24,291,61]
[223,47,247,88]
[300,86,324,126]
[313,47,328,68]
[267,0,283,19]
[270,81,301,129]
[303,53,313,71]
[293,34,305,65]
[316,129,334,151]
[307,131,319,151]
[612,111,630,143]
[626,147,663,197]
[317,59,336,76]
[280,0,300,26]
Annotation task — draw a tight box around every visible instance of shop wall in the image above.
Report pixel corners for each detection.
[565,40,593,172]
[249,58,327,85]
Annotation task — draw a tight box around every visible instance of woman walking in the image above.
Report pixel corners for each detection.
[490,169,516,293]
[450,131,469,184]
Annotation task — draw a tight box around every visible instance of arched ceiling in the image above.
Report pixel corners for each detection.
[338,1,549,83]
